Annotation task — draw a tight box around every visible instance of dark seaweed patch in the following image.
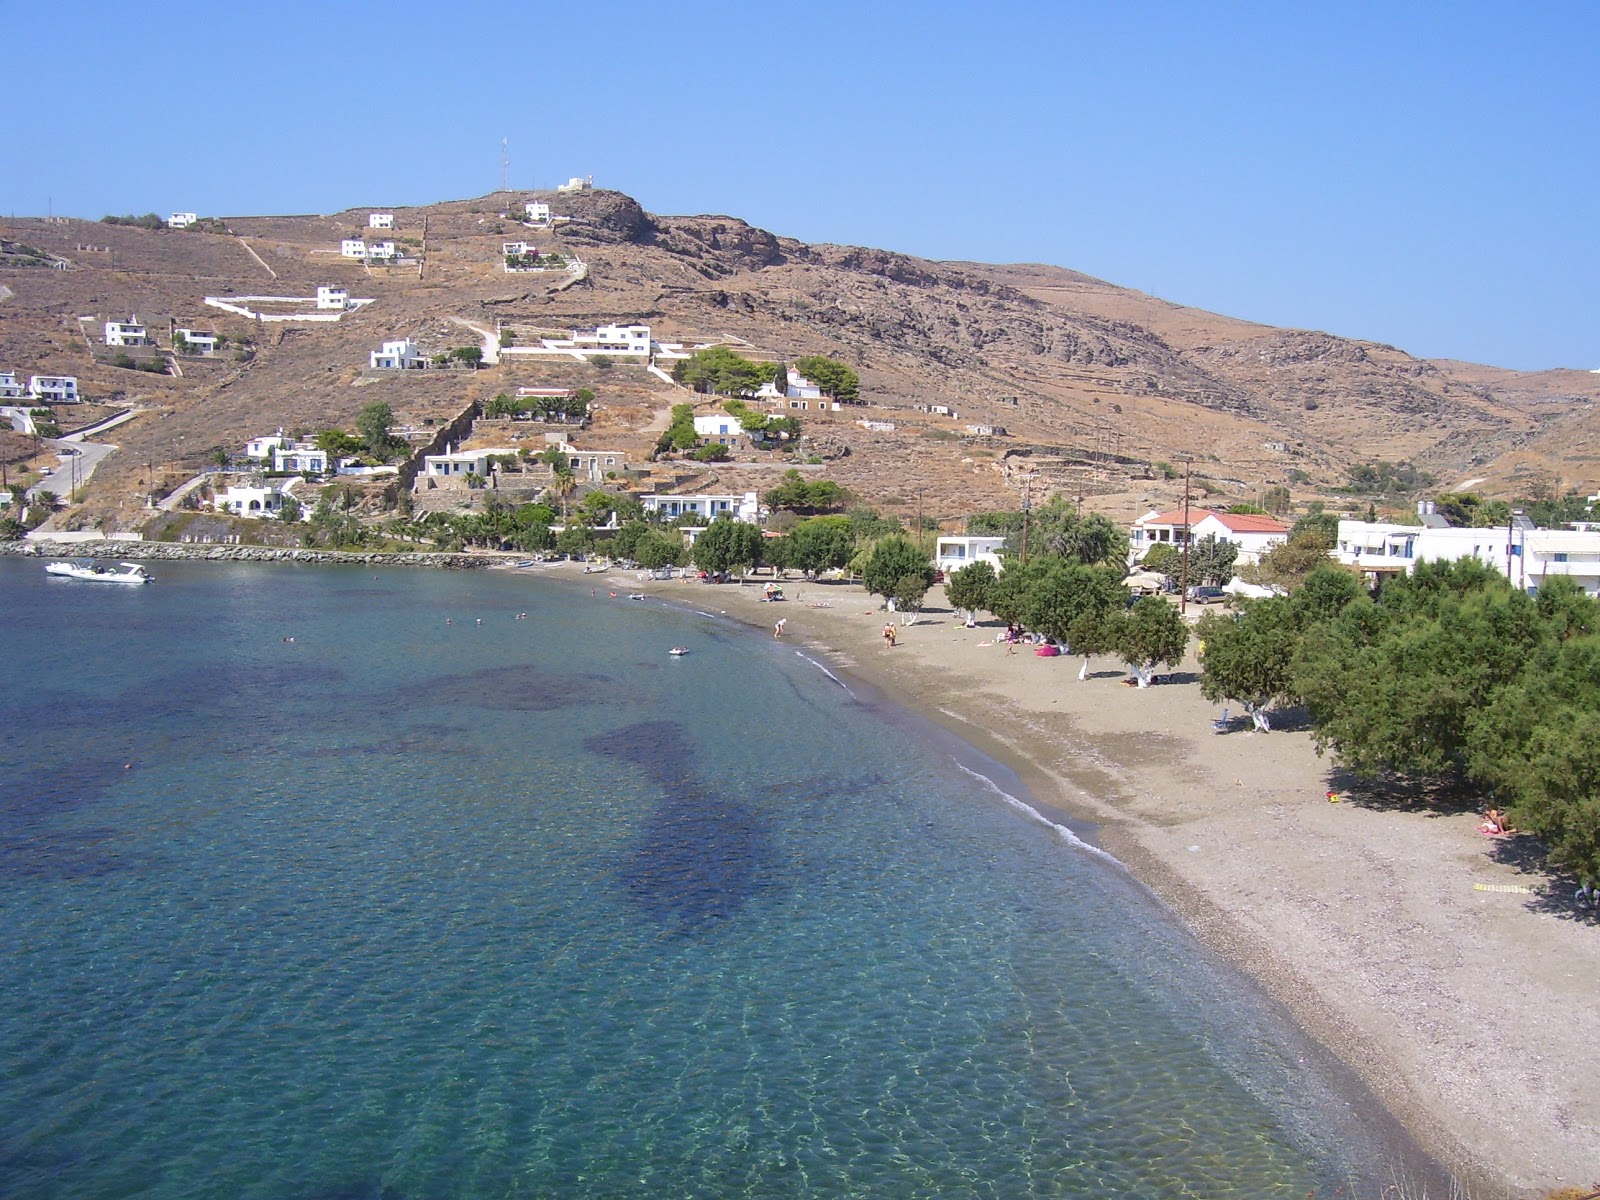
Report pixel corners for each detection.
[588,720,776,933]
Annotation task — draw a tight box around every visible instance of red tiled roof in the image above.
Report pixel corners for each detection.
[1136,509,1289,534]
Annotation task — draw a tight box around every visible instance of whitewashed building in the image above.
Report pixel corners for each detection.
[641,491,760,524]
[244,429,293,461]
[29,375,79,403]
[420,446,518,478]
[0,370,24,399]
[755,368,823,401]
[368,213,394,229]
[174,328,219,355]
[1129,508,1290,566]
[370,338,424,370]
[214,480,298,518]
[105,316,150,347]
[566,323,650,356]
[274,445,328,475]
[556,176,591,193]
[366,240,397,261]
[1335,518,1600,596]
[693,414,745,445]
[168,212,198,229]
[934,535,1006,576]
[316,286,350,310]
[341,239,369,259]
[524,201,551,226]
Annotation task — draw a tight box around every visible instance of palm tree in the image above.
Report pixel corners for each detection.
[545,472,577,524]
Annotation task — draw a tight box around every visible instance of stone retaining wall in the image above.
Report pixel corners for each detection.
[3,540,487,569]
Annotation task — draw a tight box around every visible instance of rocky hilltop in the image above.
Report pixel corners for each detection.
[4,188,1598,532]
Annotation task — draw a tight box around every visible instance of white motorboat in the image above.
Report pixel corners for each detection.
[45,559,154,585]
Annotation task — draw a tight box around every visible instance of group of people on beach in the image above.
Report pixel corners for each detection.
[882,623,898,648]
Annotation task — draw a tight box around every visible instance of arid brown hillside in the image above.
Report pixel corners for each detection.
[4,190,1597,532]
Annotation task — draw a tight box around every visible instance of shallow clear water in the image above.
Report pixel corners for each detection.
[0,559,1399,1198]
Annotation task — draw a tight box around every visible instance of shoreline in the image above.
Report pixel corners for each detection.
[14,545,1592,1193]
[600,564,1595,1198]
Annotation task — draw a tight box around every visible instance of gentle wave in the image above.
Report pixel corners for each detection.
[953,760,1125,867]
[792,649,854,694]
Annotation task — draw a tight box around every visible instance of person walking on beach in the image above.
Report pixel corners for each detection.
[774,618,786,638]
[883,623,897,648]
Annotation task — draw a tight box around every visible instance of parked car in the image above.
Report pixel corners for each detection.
[1186,585,1227,604]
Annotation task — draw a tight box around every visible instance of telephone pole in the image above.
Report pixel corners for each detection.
[1179,456,1193,615]
[1020,474,1033,565]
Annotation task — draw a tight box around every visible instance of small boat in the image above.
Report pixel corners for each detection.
[45,559,154,585]
[628,593,646,601]
[668,646,689,657]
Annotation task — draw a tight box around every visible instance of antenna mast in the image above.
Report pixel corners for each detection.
[500,138,509,192]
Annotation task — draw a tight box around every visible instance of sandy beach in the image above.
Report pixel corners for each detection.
[579,564,1598,1198]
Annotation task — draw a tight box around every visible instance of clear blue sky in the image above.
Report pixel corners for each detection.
[10,1,1596,371]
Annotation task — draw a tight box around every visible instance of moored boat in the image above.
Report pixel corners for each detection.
[44,559,154,584]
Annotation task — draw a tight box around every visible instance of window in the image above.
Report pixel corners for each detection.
[1554,552,1568,563]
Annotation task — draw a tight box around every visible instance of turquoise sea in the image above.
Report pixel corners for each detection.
[0,558,1414,1198]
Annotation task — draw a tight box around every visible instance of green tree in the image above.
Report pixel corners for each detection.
[786,516,855,578]
[1261,485,1292,515]
[1249,527,1339,591]
[890,573,930,621]
[672,346,770,395]
[635,529,687,569]
[315,429,364,458]
[556,524,595,558]
[692,515,763,578]
[1187,534,1239,587]
[861,536,932,605]
[1198,598,1299,729]
[451,345,484,369]
[1117,596,1188,687]
[1142,542,1182,578]
[944,560,997,622]
[1048,511,1129,568]
[793,355,860,402]
[277,494,303,523]
[1014,560,1129,677]
[356,401,401,459]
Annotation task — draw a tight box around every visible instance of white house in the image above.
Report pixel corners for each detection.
[641,491,760,524]
[29,376,79,403]
[0,370,23,399]
[693,414,746,445]
[341,239,369,259]
[503,241,535,257]
[566,323,651,356]
[420,446,518,478]
[756,368,822,401]
[1129,508,1290,566]
[105,316,149,347]
[367,240,397,261]
[244,429,293,461]
[316,286,350,310]
[935,535,1006,577]
[274,445,328,475]
[174,328,219,355]
[556,176,592,193]
[370,338,424,370]
[368,213,394,229]
[214,479,299,519]
[1335,518,1600,596]
[524,201,551,226]
[168,212,198,229]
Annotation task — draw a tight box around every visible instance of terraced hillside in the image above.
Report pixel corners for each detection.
[3,189,1597,534]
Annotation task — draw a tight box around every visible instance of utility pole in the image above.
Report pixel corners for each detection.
[1020,474,1033,565]
[1506,508,1514,582]
[1179,456,1193,615]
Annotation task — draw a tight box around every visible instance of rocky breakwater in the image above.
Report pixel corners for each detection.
[3,540,487,569]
